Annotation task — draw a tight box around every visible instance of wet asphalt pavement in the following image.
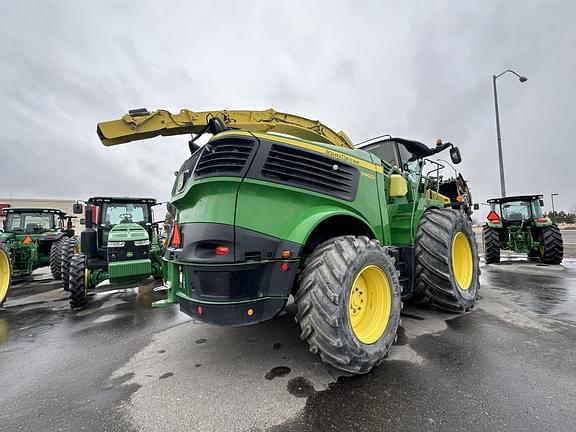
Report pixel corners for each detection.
[1,247,576,431]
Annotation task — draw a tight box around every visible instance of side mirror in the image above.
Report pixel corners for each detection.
[539,199,544,207]
[166,202,176,216]
[73,203,84,214]
[449,147,462,165]
[473,203,480,210]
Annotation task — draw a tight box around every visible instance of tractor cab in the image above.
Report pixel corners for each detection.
[2,208,65,235]
[487,195,547,227]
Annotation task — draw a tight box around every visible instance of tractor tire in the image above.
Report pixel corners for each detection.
[0,245,12,306]
[49,238,65,280]
[540,225,563,265]
[413,209,480,312]
[482,225,501,264]
[61,237,79,291]
[69,254,88,309]
[295,236,401,374]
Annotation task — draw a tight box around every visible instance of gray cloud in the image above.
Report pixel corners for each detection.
[0,0,574,214]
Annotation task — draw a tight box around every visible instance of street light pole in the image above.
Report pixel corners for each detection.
[551,193,558,215]
[492,69,528,198]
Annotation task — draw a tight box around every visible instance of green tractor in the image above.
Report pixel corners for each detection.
[0,208,76,305]
[66,197,164,309]
[483,195,563,264]
[97,108,480,374]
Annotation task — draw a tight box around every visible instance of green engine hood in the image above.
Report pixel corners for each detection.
[108,223,149,242]
[0,232,15,243]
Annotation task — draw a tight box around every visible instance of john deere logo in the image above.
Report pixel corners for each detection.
[127,251,134,258]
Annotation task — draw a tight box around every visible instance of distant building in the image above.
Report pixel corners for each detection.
[0,198,82,232]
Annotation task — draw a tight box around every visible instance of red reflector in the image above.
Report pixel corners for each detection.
[487,210,500,222]
[215,245,229,256]
[537,217,548,223]
[22,236,33,244]
[280,262,289,272]
[197,305,203,315]
[171,222,181,248]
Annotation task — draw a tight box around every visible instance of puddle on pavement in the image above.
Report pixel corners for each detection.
[265,366,292,380]
[287,376,316,398]
[483,266,576,321]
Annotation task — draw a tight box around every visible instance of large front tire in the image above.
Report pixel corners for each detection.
[414,209,480,312]
[295,236,401,374]
[540,225,563,264]
[0,245,11,306]
[49,238,66,280]
[61,237,79,291]
[69,254,88,309]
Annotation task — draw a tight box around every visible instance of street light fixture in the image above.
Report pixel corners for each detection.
[551,193,559,215]
[492,69,528,197]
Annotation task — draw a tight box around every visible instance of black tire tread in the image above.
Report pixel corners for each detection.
[482,225,500,264]
[69,254,87,309]
[540,225,563,264]
[296,235,401,374]
[413,209,480,312]
[49,238,65,280]
[61,237,78,291]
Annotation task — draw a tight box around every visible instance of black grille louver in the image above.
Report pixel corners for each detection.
[261,144,359,201]
[194,140,255,178]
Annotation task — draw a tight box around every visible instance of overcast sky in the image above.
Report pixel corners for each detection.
[1,0,574,216]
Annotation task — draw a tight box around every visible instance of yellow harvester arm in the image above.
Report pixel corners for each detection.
[97,108,353,148]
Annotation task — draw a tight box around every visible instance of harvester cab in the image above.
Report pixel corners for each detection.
[0,207,75,305]
[65,197,164,309]
[96,108,480,374]
[359,137,476,217]
[483,195,563,264]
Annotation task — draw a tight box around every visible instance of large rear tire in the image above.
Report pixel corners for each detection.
[0,245,11,306]
[414,209,480,312]
[49,238,65,280]
[61,237,79,291]
[295,236,401,374]
[540,225,563,264]
[69,254,88,309]
[482,225,500,264]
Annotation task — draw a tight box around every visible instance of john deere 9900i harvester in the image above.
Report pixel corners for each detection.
[96,109,480,373]
[0,208,76,305]
[65,197,164,308]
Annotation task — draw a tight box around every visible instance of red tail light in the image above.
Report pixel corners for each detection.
[537,217,548,223]
[214,245,229,256]
[171,222,181,248]
[487,210,500,223]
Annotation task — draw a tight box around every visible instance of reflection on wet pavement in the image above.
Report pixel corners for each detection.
[482,258,576,322]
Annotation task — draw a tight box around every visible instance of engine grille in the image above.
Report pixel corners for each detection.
[261,144,359,201]
[194,139,255,178]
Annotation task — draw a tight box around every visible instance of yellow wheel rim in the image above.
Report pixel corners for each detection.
[451,232,473,290]
[348,265,391,344]
[0,249,11,303]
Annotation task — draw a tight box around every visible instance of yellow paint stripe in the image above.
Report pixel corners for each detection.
[213,130,384,174]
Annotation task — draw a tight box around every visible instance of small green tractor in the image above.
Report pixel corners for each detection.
[96,108,480,374]
[0,208,76,305]
[65,197,164,309]
[483,195,563,264]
